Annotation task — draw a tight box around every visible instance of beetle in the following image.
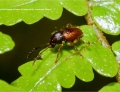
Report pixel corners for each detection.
[27,24,83,65]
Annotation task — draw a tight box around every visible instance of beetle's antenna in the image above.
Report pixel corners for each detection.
[27,43,50,59]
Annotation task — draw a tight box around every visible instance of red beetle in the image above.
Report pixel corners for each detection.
[27,24,83,65]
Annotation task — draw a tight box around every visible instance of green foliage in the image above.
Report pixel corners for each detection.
[91,1,120,35]
[0,32,15,54]
[112,40,120,61]
[0,0,119,91]
[59,0,87,16]
[10,25,118,91]
[112,40,120,53]
[0,0,87,25]
[0,80,25,91]
[99,82,120,92]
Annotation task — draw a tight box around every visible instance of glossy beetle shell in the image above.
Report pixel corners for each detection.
[61,28,83,42]
[50,24,83,48]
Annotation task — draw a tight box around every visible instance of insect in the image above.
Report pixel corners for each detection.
[27,24,83,66]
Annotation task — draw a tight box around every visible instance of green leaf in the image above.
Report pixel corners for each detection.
[80,25,98,43]
[91,1,120,35]
[73,54,94,82]
[112,40,120,61]
[12,25,118,91]
[0,0,88,25]
[90,0,112,1]
[0,80,25,91]
[12,75,61,91]
[80,26,118,77]
[82,43,118,77]
[99,82,120,92]
[0,32,15,54]
[60,0,88,16]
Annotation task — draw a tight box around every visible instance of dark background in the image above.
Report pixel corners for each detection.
[0,9,119,91]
